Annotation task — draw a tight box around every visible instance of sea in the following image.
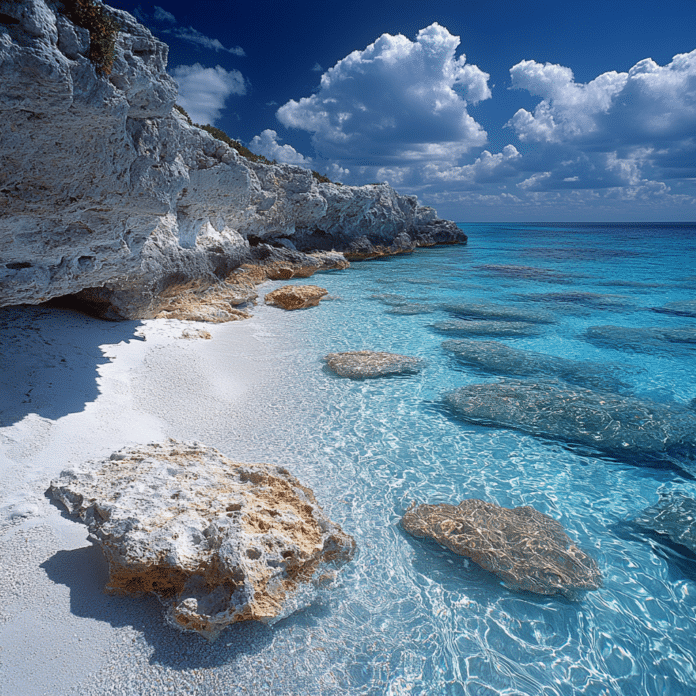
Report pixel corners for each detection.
[219,222,696,696]
[83,222,696,695]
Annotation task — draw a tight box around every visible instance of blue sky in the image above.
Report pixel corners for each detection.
[112,0,696,222]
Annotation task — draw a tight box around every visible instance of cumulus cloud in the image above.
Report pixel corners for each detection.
[133,5,245,55]
[422,145,521,186]
[172,64,246,125]
[248,130,351,181]
[249,129,311,165]
[276,23,490,165]
[509,50,696,145]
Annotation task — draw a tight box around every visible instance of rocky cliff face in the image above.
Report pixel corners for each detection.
[0,0,466,319]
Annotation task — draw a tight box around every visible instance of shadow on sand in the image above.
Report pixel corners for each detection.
[0,305,144,427]
[40,544,277,669]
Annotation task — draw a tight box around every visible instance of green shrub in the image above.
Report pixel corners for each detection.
[62,0,120,76]
[196,123,275,165]
[311,170,332,184]
[173,104,193,125]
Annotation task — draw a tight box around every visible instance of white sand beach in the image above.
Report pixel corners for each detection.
[0,291,328,696]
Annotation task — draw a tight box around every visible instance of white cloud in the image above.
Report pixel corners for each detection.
[249,129,311,165]
[153,6,175,24]
[166,26,245,56]
[312,63,323,72]
[276,23,490,165]
[133,6,245,55]
[248,130,351,181]
[422,145,521,185]
[172,64,246,125]
[509,50,696,145]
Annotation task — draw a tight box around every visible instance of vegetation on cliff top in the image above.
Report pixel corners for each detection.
[62,0,120,76]
[173,105,338,183]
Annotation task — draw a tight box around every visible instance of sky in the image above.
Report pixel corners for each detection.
[110,0,696,222]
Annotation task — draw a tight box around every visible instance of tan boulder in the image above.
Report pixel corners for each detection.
[401,499,601,598]
[325,351,423,379]
[265,285,328,310]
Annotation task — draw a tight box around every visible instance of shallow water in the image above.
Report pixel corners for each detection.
[141,224,696,695]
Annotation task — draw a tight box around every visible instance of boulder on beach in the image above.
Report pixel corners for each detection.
[401,499,601,597]
[633,493,696,555]
[49,440,356,642]
[264,285,328,310]
[442,339,628,392]
[444,378,696,467]
[324,351,423,379]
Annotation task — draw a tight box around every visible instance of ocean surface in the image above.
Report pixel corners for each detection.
[86,223,696,695]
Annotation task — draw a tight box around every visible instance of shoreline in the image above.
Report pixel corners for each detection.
[0,288,322,695]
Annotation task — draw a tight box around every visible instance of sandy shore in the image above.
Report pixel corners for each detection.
[0,293,325,696]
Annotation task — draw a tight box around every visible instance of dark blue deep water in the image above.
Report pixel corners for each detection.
[221,223,696,695]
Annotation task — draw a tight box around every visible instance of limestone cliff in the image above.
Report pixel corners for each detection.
[0,0,466,319]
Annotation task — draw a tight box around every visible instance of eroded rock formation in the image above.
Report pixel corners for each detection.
[401,499,601,597]
[444,378,696,467]
[49,440,356,641]
[0,0,465,320]
[265,285,328,310]
[324,351,424,378]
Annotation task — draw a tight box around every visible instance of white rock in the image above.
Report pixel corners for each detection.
[49,440,356,641]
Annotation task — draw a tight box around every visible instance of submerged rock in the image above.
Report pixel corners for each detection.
[264,285,328,310]
[386,303,435,315]
[325,351,423,378]
[633,494,696,555]
[440,302,555,324]
[651,300,696,318]
[444,379,696,466]
[49,440,356,641]
[431,320,544,338]
[517,291,632,310]
[583,325,696,353]
[474,265,571,283]
[401,499,601,597]
[442,339,628,392]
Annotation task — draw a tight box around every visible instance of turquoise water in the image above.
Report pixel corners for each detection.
[225,223,696,695]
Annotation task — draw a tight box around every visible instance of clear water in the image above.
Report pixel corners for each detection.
[219,223,696,695]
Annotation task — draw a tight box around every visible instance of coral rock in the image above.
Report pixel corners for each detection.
[325,351,423,379]
[264,285,328,310]
[402,499,601,597]
[49,440,356,641]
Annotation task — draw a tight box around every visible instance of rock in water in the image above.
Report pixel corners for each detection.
[431,320,544,338]
[264,285,328,310]
[444,379,696,467]
[401,499,601,597]
[633,494,696,555]
[49,441,356,641]
[442,339,628,392]
[324,351,423,378]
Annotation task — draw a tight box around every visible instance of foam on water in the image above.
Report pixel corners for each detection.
[210,223,696,695]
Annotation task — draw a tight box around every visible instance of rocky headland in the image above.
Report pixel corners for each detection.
[0,0,466,321]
